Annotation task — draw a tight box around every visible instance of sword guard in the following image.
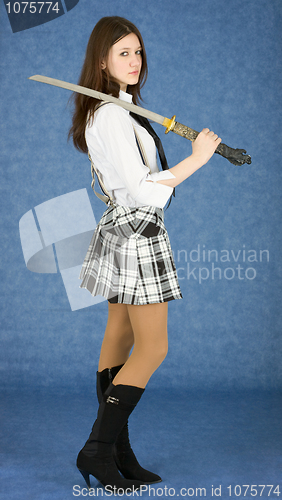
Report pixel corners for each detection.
[163,115,176,134]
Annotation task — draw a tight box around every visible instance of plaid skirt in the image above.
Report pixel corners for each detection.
[79,205,182,305]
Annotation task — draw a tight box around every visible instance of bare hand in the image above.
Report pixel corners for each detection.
[192,128,222,166]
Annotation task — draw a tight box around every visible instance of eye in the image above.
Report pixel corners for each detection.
[120,51,128,57]
[136,49,142,56]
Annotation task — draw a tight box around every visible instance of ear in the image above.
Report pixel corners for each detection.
[101,60,106,70]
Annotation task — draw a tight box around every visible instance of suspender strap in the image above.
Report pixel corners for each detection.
[133,126,151,173]
[88,101,114,206]
[88,151,114,206]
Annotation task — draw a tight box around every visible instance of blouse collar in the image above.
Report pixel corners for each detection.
[119,90,133,103]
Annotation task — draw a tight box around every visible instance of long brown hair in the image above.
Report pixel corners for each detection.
[68,16,148,153]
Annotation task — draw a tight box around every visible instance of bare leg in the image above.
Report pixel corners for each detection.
[112,302,168,389]
[98,302,134,371]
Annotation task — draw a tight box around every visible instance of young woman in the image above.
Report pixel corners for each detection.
[69,16,221,492]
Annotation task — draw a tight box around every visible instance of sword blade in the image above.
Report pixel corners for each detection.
[28,75,165,125]
[28,75,251,166]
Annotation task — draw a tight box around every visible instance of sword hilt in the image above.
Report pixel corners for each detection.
[163,116,251,166]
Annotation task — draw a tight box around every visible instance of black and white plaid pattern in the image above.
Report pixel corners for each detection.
[79,205,182,305]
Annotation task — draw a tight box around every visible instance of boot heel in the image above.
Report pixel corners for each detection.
[78,469,91,489]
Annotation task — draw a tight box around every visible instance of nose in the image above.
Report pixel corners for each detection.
[130,53,141,67]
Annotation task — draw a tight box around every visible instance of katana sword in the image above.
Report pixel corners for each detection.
[29,75,251,166]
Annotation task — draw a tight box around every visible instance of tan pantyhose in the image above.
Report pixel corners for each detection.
[98,302,168,389]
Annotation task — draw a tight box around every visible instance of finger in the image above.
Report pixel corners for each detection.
[202,128,210,134]
[208,131,220,141]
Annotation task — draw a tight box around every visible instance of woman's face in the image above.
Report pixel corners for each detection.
[104,33,142,92]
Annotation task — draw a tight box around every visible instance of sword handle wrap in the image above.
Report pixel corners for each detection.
[172,121,199,142]
[169,120,252,166]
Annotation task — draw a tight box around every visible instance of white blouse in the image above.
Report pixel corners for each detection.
[85,90,175,208]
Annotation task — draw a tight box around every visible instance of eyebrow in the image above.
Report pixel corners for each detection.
[119,46,142,50]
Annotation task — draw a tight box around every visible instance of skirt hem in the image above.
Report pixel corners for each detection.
[79,283,183,305]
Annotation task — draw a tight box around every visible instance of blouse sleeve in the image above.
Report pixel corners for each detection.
[88,104,175,208]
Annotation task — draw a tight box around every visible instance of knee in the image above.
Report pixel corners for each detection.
[112,326,134,350]
[120,327,134,351]
[148,341,168,370]
[157,340,168,364]
[141,337,168,365]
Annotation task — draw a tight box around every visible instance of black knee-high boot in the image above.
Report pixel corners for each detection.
[77,383,144,491]
[97,366,162,483]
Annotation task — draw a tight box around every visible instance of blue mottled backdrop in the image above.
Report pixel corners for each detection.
[1,0,281,393]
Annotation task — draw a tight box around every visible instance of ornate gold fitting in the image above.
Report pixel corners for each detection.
[163,115,176,134]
